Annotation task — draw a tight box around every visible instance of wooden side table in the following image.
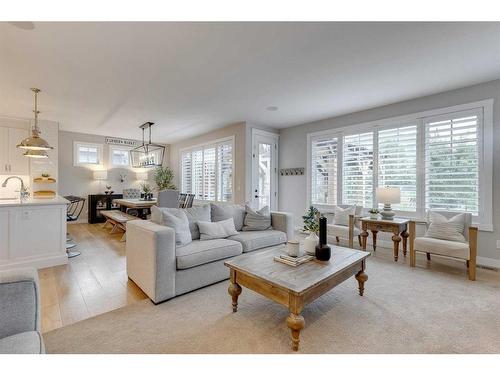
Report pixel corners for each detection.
[360,217,409,261]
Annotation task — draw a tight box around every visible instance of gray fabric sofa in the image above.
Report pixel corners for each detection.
[126,204,294,304]
[0,268,45,354]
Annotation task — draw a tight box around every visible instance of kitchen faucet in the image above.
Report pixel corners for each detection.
[1,176,30,200]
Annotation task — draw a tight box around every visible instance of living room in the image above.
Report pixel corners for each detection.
[1,1,499,373]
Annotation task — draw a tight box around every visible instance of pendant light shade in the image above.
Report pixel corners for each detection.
[130,122,165,168]
[17,88,54,151]
[23,149,49,158]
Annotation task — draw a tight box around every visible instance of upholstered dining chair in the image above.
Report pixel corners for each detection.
[409,211,478,281]
[122,188,142,216]
[327,205,363,248]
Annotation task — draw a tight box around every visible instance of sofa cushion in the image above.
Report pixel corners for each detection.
[198,218,238,240]
[211,203,246,231]
[151,206,191,246]
[176,239,243,270]
[0,331,45,354]
[229,230,286,253]
[184,205,211,240]
[414,237,470,260]
[243,205,271,231]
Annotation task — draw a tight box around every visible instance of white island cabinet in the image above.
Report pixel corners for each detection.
[0,196,68,270]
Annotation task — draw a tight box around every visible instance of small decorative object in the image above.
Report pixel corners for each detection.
[140,183,153,201]
[302,206,320,255]
[119,174,127,183]
[315,216,331,261]
[279,167,305,176]
[154,166,176,190]
[287,240,300,257]
[104,185,113,195]
[41,172,50,178]
[274,253,314,267]
[376,187,401,220]
[368,208,379,220]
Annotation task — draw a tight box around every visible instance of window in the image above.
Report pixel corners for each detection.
[74,142,103,166]
[110,146,130,167]
[180,138,234,202]
[307,100,493,229]
[378,125,417,212]
[310,136,338,205]
[343,132,373,208]
[424,110,479,215]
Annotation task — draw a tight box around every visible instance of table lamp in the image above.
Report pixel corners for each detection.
[376,187,400,220]
[93,170,108,193]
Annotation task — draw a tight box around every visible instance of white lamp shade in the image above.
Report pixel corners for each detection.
[136,172,148,181]
[376,187,401,204]
[93,170,108,180]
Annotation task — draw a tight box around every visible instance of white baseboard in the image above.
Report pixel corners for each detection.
[477,256,500,269]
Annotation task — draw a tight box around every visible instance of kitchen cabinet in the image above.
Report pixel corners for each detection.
[0,126,29,175]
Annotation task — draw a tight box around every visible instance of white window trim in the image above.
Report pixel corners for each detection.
[179,135,235,204]
[109,145,132,169]
[73,141,104,167]
[306,99,493,231]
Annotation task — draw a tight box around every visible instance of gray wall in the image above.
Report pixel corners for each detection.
[59,130,168,222]
[279,79,500,263]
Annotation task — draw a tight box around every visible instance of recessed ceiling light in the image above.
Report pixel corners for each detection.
[266,106,279,111]
[8,22,35,30]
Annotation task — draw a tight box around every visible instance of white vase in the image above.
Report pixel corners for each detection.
[303,232,319,255]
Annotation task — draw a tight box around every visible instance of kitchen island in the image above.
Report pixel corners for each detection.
[0,195,68,270]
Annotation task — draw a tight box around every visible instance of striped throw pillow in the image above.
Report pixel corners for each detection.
[425,211,467,242]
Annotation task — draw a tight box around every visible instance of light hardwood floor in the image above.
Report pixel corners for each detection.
[39,223,147,333]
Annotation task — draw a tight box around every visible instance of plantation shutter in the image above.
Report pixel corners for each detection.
[378,125,417,211]
[310,136,338,205]
[203,147,216,201]
[192,149,204,199]
[424,110,480,215]
[342,132,373,207]
[181,151,192,194]
[217,142,233,202]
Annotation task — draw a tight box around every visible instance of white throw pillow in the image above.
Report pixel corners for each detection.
[333,206,356,226]
[198,218,238,240]
[150,206,192,246]
[425,211,467,242]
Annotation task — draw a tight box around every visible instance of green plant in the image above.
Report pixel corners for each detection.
[368,208,379,214]
[153,166,176,191]
[140,183,152,194]
[41,172,50,178]
[302,206,320,234]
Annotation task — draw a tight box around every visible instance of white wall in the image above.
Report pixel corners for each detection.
[279,79,500,264]
[58,130,166,222]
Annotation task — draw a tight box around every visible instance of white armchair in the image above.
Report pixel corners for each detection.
[409,211,478,281]
[327,205,363,248]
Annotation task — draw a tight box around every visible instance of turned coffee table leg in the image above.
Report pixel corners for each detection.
[355,269,368,296]
[228,269,242,312]
[401,230,409,257]
[286,313,305,351]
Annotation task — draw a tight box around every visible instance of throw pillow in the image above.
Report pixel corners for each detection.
[198,218,238,240]
[210,203,246,231]
[184,204,211,240]
[242,205,272,231]
[333,205,356,226]
[425,211,467,242]
[150,206,192,246]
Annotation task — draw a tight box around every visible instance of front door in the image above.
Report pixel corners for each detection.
[251,130,278,210]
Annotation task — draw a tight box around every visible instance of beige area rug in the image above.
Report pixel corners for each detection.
[44,253,500,354]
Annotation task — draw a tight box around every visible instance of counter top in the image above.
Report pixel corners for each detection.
[0,195,69,207]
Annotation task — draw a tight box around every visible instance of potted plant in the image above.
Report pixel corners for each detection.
[302,206,320,255]
[140,183,153,201]
[153,166,177,191]
[368,208,379,219]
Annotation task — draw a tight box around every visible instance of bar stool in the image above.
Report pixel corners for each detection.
[64,195,85,258]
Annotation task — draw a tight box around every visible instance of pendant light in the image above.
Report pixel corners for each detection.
[130,122,165,168]
[17,88,53,156]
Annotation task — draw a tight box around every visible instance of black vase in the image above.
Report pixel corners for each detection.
[315,216,331,261]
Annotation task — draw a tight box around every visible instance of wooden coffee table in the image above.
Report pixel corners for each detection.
[224,245,370,351]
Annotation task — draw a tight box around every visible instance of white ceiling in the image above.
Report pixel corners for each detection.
[1,22,500,143]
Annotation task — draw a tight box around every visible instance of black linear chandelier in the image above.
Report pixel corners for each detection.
[130,122,165,168]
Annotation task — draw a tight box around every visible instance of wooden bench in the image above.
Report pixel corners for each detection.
[101,210,139,241]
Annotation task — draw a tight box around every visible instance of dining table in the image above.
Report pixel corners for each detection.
[112,198,157,219]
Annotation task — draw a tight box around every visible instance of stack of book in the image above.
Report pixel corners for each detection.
[274,253,314,267]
